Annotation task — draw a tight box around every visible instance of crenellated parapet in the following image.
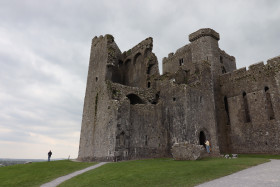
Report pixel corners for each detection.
[162,44,191,65]
[189,28,220,42]
[220,56,280,85]
[91,35,104,46]
[92,34,115,46]
[267,55,280,66]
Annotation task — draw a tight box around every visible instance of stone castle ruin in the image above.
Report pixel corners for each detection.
[78,28,280,161]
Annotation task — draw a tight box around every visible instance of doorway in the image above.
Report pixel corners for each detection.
[199,131,206,148]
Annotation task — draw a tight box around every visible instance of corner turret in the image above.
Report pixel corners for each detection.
[189,28,220,42]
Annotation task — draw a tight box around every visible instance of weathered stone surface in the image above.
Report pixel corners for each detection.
[78,28,280,162]
[172,142,206,160]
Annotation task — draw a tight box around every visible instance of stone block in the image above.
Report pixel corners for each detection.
[171,142,206,160]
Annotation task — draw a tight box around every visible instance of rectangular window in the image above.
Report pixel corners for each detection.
[145,135,148,146]
[179,58,184,66]
[243,92,251,123]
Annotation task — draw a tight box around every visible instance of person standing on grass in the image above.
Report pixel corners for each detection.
[48,150,52,161]
[205,140,210,154]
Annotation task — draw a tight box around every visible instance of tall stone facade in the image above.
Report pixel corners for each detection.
[78,28,280,162]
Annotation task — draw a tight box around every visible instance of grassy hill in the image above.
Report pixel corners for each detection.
[0,160,95,187]
[1,155,279,187]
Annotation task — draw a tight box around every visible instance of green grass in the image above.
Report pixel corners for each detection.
[0,160,96,187]
[239,154,280,159]
[59,156,271,187]
[1,155,279,187]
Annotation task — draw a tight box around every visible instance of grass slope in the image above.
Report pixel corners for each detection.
[59,156,271,187]
[0,160,95,187]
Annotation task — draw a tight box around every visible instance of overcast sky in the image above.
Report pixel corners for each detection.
[1,0,280,159]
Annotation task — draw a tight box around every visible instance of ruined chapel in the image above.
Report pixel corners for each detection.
[78,28,280,161]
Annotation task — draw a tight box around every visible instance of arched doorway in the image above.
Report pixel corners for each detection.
[199,131,206,148]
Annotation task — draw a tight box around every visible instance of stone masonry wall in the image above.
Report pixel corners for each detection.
[219,56,280,153]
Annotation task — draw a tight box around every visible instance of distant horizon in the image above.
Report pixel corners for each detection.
[0,158,72,161]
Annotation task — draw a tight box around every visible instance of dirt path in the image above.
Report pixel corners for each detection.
[40,162,107,187]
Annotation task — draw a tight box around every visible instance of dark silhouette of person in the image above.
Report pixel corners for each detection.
[48,150,52,161]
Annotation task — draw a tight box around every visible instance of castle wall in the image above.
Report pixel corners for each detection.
[219,56,280,154]
[158,61,220,154]
[79,28,280,162]
[128,104,169,159]
[162,44,192,74]
[108,81,167,161]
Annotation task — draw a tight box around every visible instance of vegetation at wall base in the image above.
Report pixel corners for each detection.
[0,160,96,187]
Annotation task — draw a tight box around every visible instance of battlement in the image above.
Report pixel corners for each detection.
[162,44,190,64]
[92,34,115,47]
[189,28,220,42]
[248,61,265,71]
[220,55,280,84]
[267,55,280,66]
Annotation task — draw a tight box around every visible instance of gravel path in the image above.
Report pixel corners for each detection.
[40,162,107,187]
[196,159,280,187]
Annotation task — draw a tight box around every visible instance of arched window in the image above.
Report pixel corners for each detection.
[126,94,144,105]
[220,56,223,64]
[123,59,131,85]
[147,64,154,75]
[243,92,251,123]
[133,53,141,64]
[264,87,275,120]
[119,132,125,147]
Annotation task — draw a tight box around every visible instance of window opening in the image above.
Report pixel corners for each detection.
[264,87,275,120]
[224,96,230,125]
[243,92,251,123]
[151,92,160,104]
[119,132,125,147]
[222,66,227,74]
[147,64,154,75]
[145,135,148,146]
[126,94,144,105]
[179,58,184,66]
[220,56,223,64]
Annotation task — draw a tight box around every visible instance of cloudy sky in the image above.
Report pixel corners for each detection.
[1,0,280,159]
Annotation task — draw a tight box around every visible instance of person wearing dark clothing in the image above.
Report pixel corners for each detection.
[48,150,52,161]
